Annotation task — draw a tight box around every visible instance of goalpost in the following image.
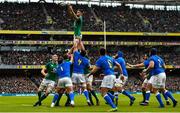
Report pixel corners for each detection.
[103,20,106,49]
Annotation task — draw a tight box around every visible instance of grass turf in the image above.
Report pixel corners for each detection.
[0,94,179,112]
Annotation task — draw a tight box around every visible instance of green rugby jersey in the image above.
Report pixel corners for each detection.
[74,16,83,36]
[45,61,58,81]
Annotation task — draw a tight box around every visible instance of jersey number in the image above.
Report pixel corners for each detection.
[78,59,82,65]
[107,60,113,68]
[60,66,63,71]
[158,59,162,68]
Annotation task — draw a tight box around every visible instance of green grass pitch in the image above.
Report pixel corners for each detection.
[0,94,179,112]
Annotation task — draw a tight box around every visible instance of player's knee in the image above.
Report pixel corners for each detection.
[81,83,87,89]
[142,87,146,91]
[66,87,73,93]
[86,84,92,91]
[100,88,108,96]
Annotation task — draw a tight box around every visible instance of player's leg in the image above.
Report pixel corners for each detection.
[79,74,91,106]
[51,87,64,107]
[33,79,47,106]
[100,75,117,112]
[87,75,99,106]
[65,93,71,106]
[38,82,54,103]
[141,77,153,106]
[121,89,135,106]
[65,77,75,107]
[90,89,99,106]
[54,88,65,106]
[112,87,121,106]
[52,78,66,107]
[160,89,171,105]
[152,75,165,108]
[120,76,135,106]
[163,89,177,107]
[113,78,123,106]
[141,79,148,103]
[159,73,177,107]
[81,83,91,106]
[87,83,94,105]
[37,87,44,105]
[152,87,164,108]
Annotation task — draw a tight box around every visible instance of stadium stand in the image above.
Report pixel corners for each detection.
[0,71,179,93]
[0,3,179,32]
[0,46,179,65]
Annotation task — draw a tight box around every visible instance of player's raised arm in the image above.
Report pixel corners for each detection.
[70,54,74,63]
[79,40,85,51]
[68,4,79,20]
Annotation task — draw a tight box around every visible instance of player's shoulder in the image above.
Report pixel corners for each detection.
[46,61,51,65]
[80,16,83,19]
[144,59,149,64]
[116,57,123,62]
[74,51,80,55]
[149,55,155,60]
[83,57,89,62]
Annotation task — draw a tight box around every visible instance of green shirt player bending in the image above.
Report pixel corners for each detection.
[34,54,58,107]
[68,4,84,50]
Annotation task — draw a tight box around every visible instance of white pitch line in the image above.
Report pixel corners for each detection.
[21,104,33,107]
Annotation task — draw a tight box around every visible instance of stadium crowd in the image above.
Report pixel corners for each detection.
[0,46,179,65]
[0,3,179,32]
[0,75,39,93]
[0,74,179,94]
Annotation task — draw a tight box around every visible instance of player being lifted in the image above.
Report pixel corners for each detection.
[113,51,135,106]
[51,53,75,107]
[88,48,122,112]
[141,48,177,108]
[33,54,58,107]
[68,4,83,49]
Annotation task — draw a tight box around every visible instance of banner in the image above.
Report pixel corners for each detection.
[0,30,179,36]
[0,40,180,46]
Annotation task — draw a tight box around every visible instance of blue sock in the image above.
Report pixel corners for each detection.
[69,92,75,101]
[108,92,115,100]
[122,90,133,100]
[145,91,151,102]
[83,89,90,101]
[156,92,164,107]
[104,94,116,108]
[162,92,168,101]
[52,93,59,103]
[165,91,176,102]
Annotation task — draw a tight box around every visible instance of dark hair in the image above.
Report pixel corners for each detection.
[80,50,86,57]
[100,48,106,56]
[63,54,69,60]
[77,9,83,13]
[150,48,157,56]
[58,56,63,64]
